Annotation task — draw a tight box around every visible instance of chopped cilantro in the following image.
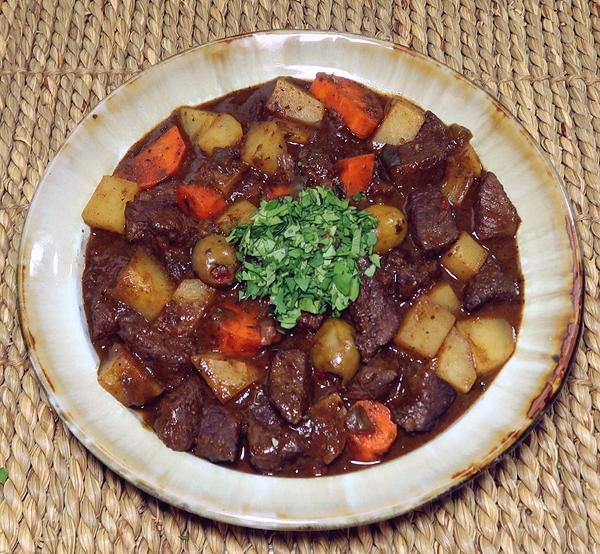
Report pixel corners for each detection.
[228,186,378,328]
[0,467,8,485]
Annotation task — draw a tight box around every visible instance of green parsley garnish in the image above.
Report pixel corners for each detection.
[0,467,8,485]
[228,186,380,329]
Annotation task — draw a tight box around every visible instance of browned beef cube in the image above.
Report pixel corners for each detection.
[348,350,400,400]
[297,312,325,332]
[406,184,459,254]
[305,394,347,465]
[378,249,440,299]
[473,172,521,240]
[193,405,240,463]
[463,257,520,312]
[268,349,309,424]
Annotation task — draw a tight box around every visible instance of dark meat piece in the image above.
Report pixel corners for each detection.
[312,372,343,403]
[296,146,335,182]
[381,112,471,188]
[229,168,267,204]
[297,312,325,332]
[406,183,459,254]
[306,394,347,465]
[473,172,521,240]
[348,350,400,399]
[378,249,439,299]
[390,368,456,433]
[153,374,206,451]
[349,272,401,360]
[463,257,520,312]
[268,350,309,424]
[193,405,240,463]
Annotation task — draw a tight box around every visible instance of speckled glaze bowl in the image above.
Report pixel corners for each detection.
[18,31,582,530]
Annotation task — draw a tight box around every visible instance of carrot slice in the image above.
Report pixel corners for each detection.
[118,126,187,189]
[347,400,398,462]
[264,183,293,200]
[335,153,375,197]
[176,185,226,220]
[309,73,383,139]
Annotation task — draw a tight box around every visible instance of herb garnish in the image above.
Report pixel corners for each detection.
[0,467,8,485]
[228,186,380,328]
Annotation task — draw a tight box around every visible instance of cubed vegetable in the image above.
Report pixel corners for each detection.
[196,113,244,155]
[176,185,226,220]
[217,200,258,233]
[98,344,163,406]
[266,79,325,125]
[432,327,477,393]
[441,232,488,280]
[311,318,360,383]
[242,121,288,175]
[172,278,215,309]
[372,98,426,145]
[192,353,262,403]
[426,282,461,314]
[81,175,139,234]
[113,249,175,320]
[442,145,482,206]
[456,317,516,374]
[179,107,218,139]
[335,153,375,197]
[276,118,315,144]
[394,297,456,358]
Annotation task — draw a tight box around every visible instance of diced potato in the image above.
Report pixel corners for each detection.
[394,298,456,358]
[192,353,262,403]
[82,175,140,234]
[242,121,288,175]
[372,98,426,145]
[426,282,461,314]
[266,78,325,125]
[217,200,258,233]
[441,232,488,281]
[172,278,215,308]
[98,343,163,406]
[196,113,244,155]
[457,317,516,374]
[442,145,483,206]
[433,327,477,393]
[276,118,315,144]
[179,107,218,139]
[113,249,175,321]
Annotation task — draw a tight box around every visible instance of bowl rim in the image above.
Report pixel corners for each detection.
[17,29,584,530]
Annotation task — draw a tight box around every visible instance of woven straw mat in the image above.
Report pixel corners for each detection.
[1,1,599,552]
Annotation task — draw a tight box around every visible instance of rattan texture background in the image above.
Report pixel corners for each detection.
[0,1,599,552]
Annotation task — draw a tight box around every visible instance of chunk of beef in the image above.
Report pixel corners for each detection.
[463,256,520,312]
[390,368,456,433]
[297,312,325,332]
[348,350,400,399]
[306,394,347,465]
[296,146,335,182]
[473,172,521,240]
[378,249,440,299]
[406,183,459,254]
[268,349,309,424]
[381,112,471,188]
[349,272,401,360]
[246,388,303,472]
[153,374,206,451]
[193,405,240,463]
[229,168,267,204]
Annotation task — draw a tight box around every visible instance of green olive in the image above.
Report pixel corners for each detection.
[364,204,408,254]
[311,318,360,384]
[192,235,238,287]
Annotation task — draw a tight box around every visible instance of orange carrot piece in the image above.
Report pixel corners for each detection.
[214,302,267,357]
[335,153,375,197]
[347,400,398,462]
[309,73,383,139]
[264,183,293,200]
[119,126,188,189]
[176,185,226,220]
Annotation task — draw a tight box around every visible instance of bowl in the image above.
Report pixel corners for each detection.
[18,30,583,530]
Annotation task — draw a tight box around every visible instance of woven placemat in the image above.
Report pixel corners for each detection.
[1,1,599,552]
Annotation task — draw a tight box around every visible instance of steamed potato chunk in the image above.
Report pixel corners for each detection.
[82,175,140,234]
[113,249,175,321]
[172,279,215,310]
[433,327,477,393]
[266,78,325,125]
[441,232,488,281]
[457,317,516,374]
[179,107,218,139]
[426,282,460,314]
[217,200,258,233]
[372,98,426,145]
[192,353,261,403]
[196,113,244,155]
[442,145,482,206]
[394,298,456,358]
[242,121,288,175]
[98,344,163,406]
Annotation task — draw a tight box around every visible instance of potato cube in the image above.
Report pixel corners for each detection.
[442,145,482,206]
[433,327,477,393]
[242,121,288,175]
[441,232,488,281]
[217,200,258,233]
[456,317,516,374]
[98,344,163,406]
[192,353,262,403]
[172,278,214,307]
[81,175,140,234]
[372,98,426,145]
[113,249,175,321]
[276,118,315,145]
[426,282,461,314]
[196,113,244,155]
[266,79,325,125]
[394,298,456,358]
[179,107,218,139]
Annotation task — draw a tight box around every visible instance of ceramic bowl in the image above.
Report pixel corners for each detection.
[18,31,582,530]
